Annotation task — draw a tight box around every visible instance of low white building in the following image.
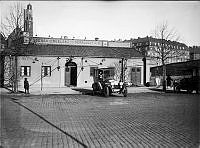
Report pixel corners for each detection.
[4,43,152,91]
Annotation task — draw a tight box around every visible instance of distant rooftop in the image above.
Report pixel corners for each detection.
[189,46,200,54]
[125,36,188,47]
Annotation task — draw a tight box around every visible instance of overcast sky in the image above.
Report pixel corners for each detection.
[1,1,200,46]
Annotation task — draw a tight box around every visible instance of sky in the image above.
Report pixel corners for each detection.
[1,1,200,46]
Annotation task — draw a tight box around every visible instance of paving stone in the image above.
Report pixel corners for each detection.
[1,93,199,148]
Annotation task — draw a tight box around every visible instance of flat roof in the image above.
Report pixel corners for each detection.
[150,59,200,76]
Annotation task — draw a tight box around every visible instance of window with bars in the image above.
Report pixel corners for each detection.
[21,66,31,77]
[42,66,51,77]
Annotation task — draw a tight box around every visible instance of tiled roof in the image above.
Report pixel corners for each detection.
[15,44,143,58]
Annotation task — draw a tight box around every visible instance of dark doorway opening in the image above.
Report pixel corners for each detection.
[65,61,77,86]
[131,67,141,86]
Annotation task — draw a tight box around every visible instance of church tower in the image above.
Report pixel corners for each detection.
[24,4,33,37]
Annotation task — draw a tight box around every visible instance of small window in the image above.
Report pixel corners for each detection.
[42,66,51,77]
[137,68,141,72]
[103,67,115,79]
[21,66,31,77]
[65,67,69,72]
[90,67,97,76]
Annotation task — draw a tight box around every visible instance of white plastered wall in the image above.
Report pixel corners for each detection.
[17,56,148,88]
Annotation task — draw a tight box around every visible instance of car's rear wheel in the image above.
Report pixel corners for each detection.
[104,86,110,97]
[187,89,193,93]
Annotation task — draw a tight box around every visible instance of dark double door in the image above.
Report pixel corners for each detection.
[65,62,77,86]
[131,67,141,86]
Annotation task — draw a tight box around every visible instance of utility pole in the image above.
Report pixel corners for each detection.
[142,36,150,86]
[120,58,126,82]
[41,63,43,91]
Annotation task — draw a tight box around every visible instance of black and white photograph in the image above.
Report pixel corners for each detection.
[0,1,199,148]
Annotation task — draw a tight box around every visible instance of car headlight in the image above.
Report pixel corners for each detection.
[119,82,123,85]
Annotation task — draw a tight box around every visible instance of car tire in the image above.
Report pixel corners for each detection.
[104,86,109,97]
[175,86,180,93]
[187,89,193,94]
[122,87,127,97]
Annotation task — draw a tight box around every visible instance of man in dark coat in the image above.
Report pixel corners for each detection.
[24,78,29,94]
[166,75,172,89]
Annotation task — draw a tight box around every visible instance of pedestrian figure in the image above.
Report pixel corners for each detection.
[166,75,172,89]
[155,76,161,88]
[24,78,29,94]
[173,79,178,92]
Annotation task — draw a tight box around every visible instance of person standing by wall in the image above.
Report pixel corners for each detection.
[24,78,29,94]
[155,76,161,88]
[166,75,172,89]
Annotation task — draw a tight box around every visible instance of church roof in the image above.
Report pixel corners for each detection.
[10,44,143,58]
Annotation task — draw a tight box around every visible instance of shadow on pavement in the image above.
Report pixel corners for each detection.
[72,88,121,97]
[1,96,28,148]
[72,88,94,95]
[149,87,199,95]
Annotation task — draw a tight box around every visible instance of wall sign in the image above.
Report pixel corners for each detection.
[31,37,131,48]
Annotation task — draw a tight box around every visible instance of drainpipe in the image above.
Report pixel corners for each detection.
[120,58,124,82]
[143,57,146,86]
[14,55,18,92]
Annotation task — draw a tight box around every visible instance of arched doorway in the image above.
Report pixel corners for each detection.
[65,61,77,86]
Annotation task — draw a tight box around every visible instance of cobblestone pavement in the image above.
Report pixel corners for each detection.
[1,92,199,148]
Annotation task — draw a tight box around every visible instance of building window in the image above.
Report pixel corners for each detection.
[90,67,98,76]
[42,66,51,77]
[137,68,141,72]
[21,66,31,77]
[103,67,115,79]
[65,67,69,72]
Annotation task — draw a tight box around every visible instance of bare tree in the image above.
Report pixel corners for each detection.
[1,2,24,38]
[151,21,187,91]
[1,2,24,92]
[112,60,129,83]
[113,62,121,80]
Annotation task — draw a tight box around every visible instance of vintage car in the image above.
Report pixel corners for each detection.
[92,68,127,97]
[174,76,199,94]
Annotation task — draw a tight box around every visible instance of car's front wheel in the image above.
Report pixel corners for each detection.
[122,87,127,97]
[175,86,180,93]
